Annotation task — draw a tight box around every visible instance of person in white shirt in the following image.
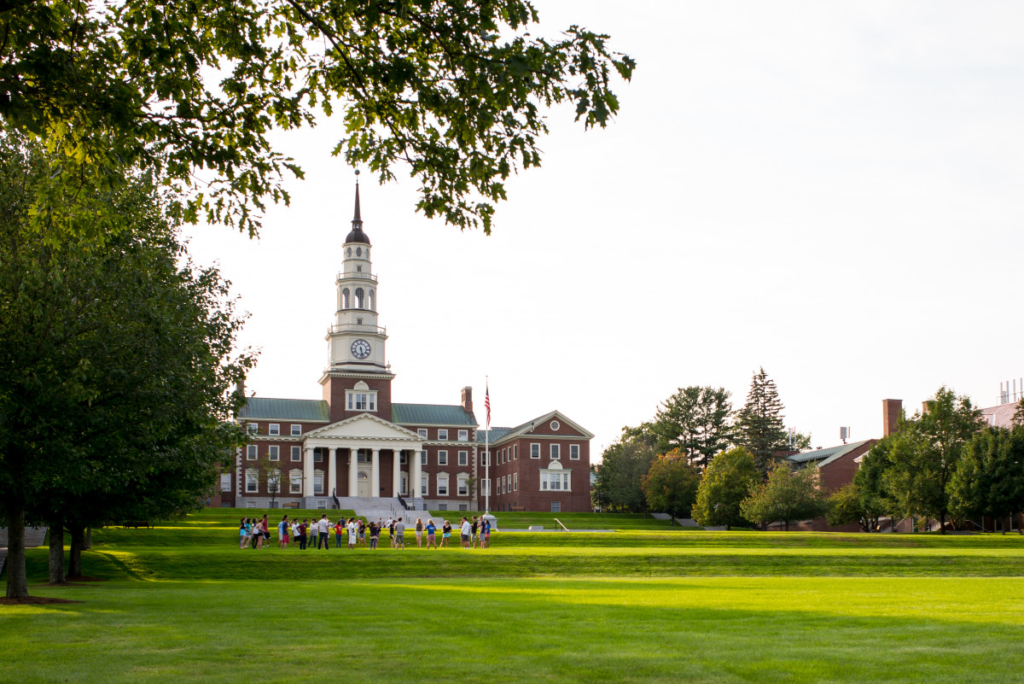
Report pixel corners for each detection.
[347,518,358,550]
[460,518,472,549]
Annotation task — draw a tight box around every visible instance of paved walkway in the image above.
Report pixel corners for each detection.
[0,526,47,577]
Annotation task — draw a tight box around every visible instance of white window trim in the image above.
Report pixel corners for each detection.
[570,444,580,460]
[345,389,378,412]
[438,429,448,441]
[268,445,280,461]
[290,424,302,436]
[513,473,518,491]
[246,422,258,434]
[245,469,258,493]
[291,446,301,462]
[268,423,280,436]
[457,474,469,496]
[480,478,490,497]
[550,444,560,460]
[550,420,560,431]
[313,469,324,495]
[420,450,427,465]
[420,472,429,496]
[220,473,232,492]
[438,450,448,466]
[530,443,540,459]
[437,472,449,496]
[289,469,302,493]
[458,429,469,441]
[514,445,518,460]
[539,469,572,492]
[246,445,257,461]
[458,450,468,466]
[417,428,428,438]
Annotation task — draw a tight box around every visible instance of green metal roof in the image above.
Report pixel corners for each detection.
[237,398,330,422]
[788,439,873,469]
[392,403,478,427]
[477,428,514,444]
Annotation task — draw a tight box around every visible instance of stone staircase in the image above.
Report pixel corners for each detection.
[0,526,47,577]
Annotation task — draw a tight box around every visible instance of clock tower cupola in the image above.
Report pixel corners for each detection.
[321,175,394,421]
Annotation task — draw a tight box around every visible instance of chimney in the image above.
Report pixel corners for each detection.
[461,386,473,414]
[882,399,902,437]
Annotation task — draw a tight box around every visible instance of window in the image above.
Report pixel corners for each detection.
[481,450,489,466]
[246,501,257,509]
[342,288,350,308]
[438,474,449,496]
[530,443,540,459]
[421,473,429,496]
[458,504,468,512]
[268,445,280,461]
[268,423,280,436]
[550,444,560,460]
[514,473,518,491]
[401,473,408,496]
[550,420,560,431]
[246,445,257,461]
[438,503,448,511]
[570,444,580,460]
[317,500,327,509]
[551,501,561,513]
[289,469,302,493]
[540,470,571,492]
[245,470,258,493]
[438,429,448,441]
[458,429,468,441]
[369,290,375,310]
[220,474,232,492]
[357,451,368,463]
[417,428,428,438]
[291,424,302,436]
[500,448,504,464]
[291,446,301,462]
[438,450,448,466]
[355,287,364,308]
[458,451,468,466]
[458,475,468,496]
[313,451,323,463]
[420,451,427,465]
[480,479,490,496]
[314,472,324,495]
[514,445,518,460]
[500,476,505,495]
[400,452,408,464]
[346,390,377,412]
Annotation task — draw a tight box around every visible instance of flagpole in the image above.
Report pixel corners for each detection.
[484,376,490,514]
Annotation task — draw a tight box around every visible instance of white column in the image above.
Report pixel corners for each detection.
[348,447,359,497]
[303,447,315,497]
[411,446,422,499]
[392,450,402,497]
[329,447,338,498]
[371,448,380,498]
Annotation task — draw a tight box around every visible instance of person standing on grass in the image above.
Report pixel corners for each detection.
[460,517,471,549]
[278,516,290,549]
[239,518,249,549]
[358,519,367,548]
[369,521,379,550]
[389,519,397,548]
[262,515,270,545]
[291,519,300,548]
[334,518,345,548]
[348,518,358,550]
[425,519,437,549]
[414,517,424,548]
[394,517,406,549]
[297,519,307,550]
[441,520,452,548]
[319,514,331,550]
[471,516,479,549]
[482,518,490,549]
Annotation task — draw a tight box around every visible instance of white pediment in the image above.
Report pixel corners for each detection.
[303,413,422,442]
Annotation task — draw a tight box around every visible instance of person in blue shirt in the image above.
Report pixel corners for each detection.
[425,519,437,549]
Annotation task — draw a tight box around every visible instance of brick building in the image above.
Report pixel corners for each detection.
[219,183,593,513]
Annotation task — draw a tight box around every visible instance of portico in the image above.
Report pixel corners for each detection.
[300,413,423,503]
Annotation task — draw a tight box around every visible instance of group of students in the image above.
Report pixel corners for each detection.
[238,514,493,550]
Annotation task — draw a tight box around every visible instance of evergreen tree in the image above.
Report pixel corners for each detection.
[692,447,760,529]
[652,386,733,469]
[734,367,789,476]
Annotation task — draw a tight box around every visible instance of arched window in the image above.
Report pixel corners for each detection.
[347,247,352,257]
[342,288,350,309]
[355,288,364,309]
[368,290,375,311]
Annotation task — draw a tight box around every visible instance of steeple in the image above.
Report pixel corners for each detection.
[345,172,370,245]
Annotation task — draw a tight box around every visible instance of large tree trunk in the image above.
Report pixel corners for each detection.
[48,515,66,585]
[68,524,85,578]
[940,512,947,535]
[4,503,29,598]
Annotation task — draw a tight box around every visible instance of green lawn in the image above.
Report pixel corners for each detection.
[3,509,1024,683]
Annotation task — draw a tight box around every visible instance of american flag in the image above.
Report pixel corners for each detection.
[484,381,491,428]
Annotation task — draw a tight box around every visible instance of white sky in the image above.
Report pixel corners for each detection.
[184,1,1024,459]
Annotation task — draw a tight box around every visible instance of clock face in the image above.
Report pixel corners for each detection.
[350,339,371,360]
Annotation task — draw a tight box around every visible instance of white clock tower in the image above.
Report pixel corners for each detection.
[325,180,389,373]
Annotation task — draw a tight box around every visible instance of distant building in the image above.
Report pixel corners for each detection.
[218,184,593,513]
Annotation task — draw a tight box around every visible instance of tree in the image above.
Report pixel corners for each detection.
[1,0,635,237]
[692,447,759,529]
[592,424,657,513]
[641,449,701,519]
[740,463,827,532]
[826,483,873,532]
[948,428,1024,534]
[652,386,732,469]
[0,134,249,597]
[883,387,981,534]
[853,439,900,532]
[734,368,789,476]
